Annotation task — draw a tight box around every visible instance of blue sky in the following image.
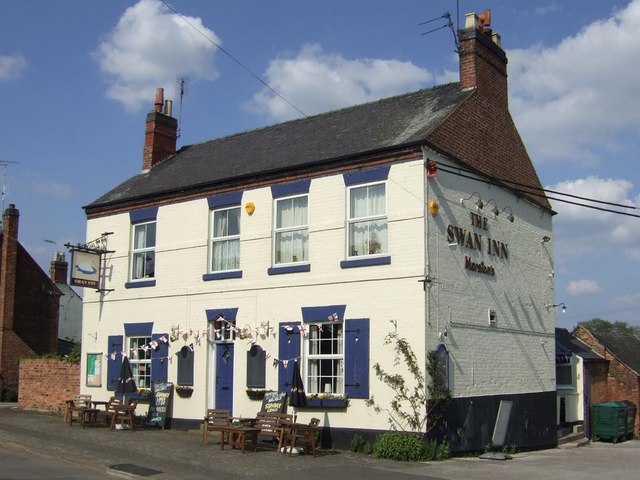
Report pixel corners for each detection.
[1,0,639,331]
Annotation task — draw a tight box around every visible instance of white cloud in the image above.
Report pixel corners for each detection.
[509,0,640,165]
[613,291,640,306]
[93,0,219,112]
[0,53,27,81]
[566,279,601,296]
[549,176,640,254]
[624,248,640,262]
[534,4,561,17]
[244,43,431,121]
[31,179,72,199]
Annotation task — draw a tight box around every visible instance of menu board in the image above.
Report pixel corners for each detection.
[260,391,288,413]
[146,382,173,428]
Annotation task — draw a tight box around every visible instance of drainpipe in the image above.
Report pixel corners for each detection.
[421,146,431,404]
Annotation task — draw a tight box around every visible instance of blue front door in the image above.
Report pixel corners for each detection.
[215,343,234,413]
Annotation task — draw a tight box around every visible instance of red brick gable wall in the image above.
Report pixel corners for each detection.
[574,325,640,437]
[13,243,59,355]
[426,91,551,212]
[18,358,80,413]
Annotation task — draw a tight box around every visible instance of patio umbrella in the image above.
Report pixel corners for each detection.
[116,356,137,402]
[290,360,307,416]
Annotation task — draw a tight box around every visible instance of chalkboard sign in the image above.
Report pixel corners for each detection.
[260,390,288,413]
[146,381,173,428]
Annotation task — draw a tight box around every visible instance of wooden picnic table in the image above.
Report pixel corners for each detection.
[65,401,99,428]
[218,425,261,453]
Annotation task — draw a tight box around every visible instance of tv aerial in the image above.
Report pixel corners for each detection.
[0,160,19,215]
[419,12,459,52]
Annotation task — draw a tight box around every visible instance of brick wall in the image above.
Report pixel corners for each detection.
[18,358,79,414]
[575,326,640,438]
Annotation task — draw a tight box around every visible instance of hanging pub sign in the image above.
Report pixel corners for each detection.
[65,232,114,293]
[70,250,101,288]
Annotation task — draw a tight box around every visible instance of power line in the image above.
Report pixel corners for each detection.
[436,164,640,218]
[159,1,636,221]
[159,0,311,122]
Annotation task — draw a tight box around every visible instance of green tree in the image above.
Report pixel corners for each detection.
[579,318,640,336]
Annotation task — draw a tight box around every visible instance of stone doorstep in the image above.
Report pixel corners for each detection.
[557,431,590,448]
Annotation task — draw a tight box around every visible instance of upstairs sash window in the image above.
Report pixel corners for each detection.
[274,195,308,265]
[347,182,387,258]
[131,221,156,280]
[210,206,240,272]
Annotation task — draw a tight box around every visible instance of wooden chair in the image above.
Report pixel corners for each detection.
[254,412,293,452]
[63,394,92,424]
[202,409,232,445]
[287,417,320,456]
[109,398,138,431]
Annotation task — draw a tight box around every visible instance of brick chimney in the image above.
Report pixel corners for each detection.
[142,87,178,172]
[49,251,68,284]
[0,204,19,331]
[458,10,508,110]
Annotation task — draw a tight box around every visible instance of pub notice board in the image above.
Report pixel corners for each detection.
[260,390,288,413]
[147,381,173,428]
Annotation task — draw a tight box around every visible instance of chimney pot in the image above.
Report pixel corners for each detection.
[464,12,478,29]
[143,88,178,172]
[154,87,164,113]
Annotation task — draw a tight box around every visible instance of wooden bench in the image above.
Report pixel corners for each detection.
[254,412,293,452]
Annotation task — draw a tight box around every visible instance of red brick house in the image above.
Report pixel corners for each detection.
[0,204,61,399]
[573,325,640,438]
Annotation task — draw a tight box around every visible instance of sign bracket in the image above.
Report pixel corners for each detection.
[65,231,115,293]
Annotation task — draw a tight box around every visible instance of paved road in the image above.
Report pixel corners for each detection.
[1,403,639,479]
[0,446,108,480]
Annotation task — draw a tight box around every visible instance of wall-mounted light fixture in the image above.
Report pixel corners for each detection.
[541,236,551,243]
[545,302,567,313]
[485,199,499,216]
[460,192,483,210]
[500,206,515,223]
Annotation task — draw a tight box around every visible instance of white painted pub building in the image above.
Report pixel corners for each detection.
[79,12,557,451]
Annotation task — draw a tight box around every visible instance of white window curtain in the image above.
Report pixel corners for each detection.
[131,222,156,279]
[306,323,344,394]
[274,196,308,264]
[211,207,240,271]
[348,183,387,257]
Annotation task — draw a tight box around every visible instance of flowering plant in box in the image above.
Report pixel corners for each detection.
[307,393,347,401]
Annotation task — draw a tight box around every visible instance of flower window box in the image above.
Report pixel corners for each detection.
[305,394,348,409]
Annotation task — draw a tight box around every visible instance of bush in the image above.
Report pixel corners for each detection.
[1,386,17,402]
[436,440,451,460]
[351,433,374,455]
[374,432,426,461]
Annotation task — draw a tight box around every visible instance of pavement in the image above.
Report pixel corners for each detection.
[1,402,640,480]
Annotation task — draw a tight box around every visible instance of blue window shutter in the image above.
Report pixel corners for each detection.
[345,319,369,399]
[107,335,123,391]
[278,322,301,394]
[151,333,169,384]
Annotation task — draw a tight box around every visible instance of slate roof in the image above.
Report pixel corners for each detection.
[86,83,472,210]
[588,330,640,375]
[555,328,604,361]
